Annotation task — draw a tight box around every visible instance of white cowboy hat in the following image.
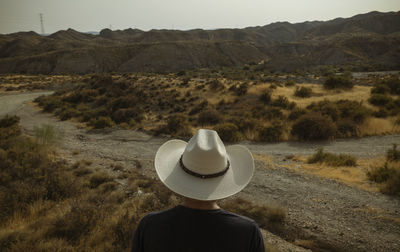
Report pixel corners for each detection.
[155,129,254,201]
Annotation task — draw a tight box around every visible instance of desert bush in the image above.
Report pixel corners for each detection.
[90,116,114,129]
[367,162,400,196]
[58,107,82,121]
[307,100,370,124]
[209,79,223,90]
[368,94,393,107]
[336,120,359,137]
[214,123,241,142]
[284,80,296,87]
[307,148,357,166]
[167,114,191,135]
[0,115,21,141]
[188,100,208,115]
[291,113,337,141]
[198,109,222,125]
[387,144,400,162]
[0,114,19,128]
[47,201,99,243]
[258,124,283,142]
[323,75,353,89]
[112,108,143,124]
[288,108,307,121]
[0,117,74,224]
[371,84,390,95]
[382,78,400,95]
[253,107,284,121]
[259,90,272,104]
[89,172,114,188]
[235,83,249,96]
[108,96,138,112]
[271,95,290,108]
[294,86,312,98]
[34,124,61,146]
[39,96,62,112]
[373,108,390,118]
[336,100,370,124]
[229,117,259,134]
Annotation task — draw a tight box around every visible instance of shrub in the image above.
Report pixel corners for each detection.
[337,120,358,137]
[383,78,400,95]
[307,100,370,124]
[307,148,357,166]
[323,75,353,89]
[89,172,113,188]
[387,144,400,162]
[0,115,19,128]
[0,115,21,141]
[166,114,191,136]
[0,118,74,224]
[373,108,390,118]
[48,202,98,242]
[198,109,222,125]
[188,100,208,115]
[229,117,259,134]
[90,116,114,129]
[112,108,143,124]
[235,83,249,96]
[271,95,290,108]
[291,113,337,141]
[284,80,295,87]
[258,124,283,142]
[259,90,272,104]
[209,79,223,90]
[39,96,62,112]
[34,124,61,146]
[368,94,393,107]
[108,96,138,112]
[367,162,400,196]
[214,123,241,142]
[371,84,390,95]
[294,86,312,98]
[288,108,307,121]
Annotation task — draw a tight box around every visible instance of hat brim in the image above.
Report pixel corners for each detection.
[155,139,254,201]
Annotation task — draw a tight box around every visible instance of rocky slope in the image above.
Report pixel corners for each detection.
[0,11,399,73]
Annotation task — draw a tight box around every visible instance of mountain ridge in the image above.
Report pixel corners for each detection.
[0,10,399,74]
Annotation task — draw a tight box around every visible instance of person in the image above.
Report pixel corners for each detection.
[131,129,265,252]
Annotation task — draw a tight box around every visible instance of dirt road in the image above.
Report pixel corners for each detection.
[1,92,399,251]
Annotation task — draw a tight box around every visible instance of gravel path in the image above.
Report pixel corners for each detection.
[1,92,399,251]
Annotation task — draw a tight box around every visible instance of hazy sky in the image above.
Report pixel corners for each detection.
[0,0,399,34]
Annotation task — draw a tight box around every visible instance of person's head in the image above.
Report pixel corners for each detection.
[155,129,254,202]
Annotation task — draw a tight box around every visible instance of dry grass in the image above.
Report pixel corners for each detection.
[358,117,400,136]
[249,83,372,108]
[281,155,383,192]
[254,154,276,169]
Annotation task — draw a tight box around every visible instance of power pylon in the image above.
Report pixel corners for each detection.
[39,13,45,35]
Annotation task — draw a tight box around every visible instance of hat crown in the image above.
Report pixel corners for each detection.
[182,129,228,175]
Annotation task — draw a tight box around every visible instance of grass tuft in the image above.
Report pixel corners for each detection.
[307,148,357,167]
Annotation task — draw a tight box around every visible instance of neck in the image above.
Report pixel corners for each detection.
[181,197,220,210]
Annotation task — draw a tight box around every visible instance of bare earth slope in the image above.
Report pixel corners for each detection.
[0,11,399,73]
[1,92,399,251]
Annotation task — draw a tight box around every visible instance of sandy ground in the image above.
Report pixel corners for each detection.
[1,92,399,251]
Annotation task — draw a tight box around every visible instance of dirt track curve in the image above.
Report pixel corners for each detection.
[1,92,399,251]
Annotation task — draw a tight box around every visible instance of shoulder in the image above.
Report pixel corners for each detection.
[220,209,257,223]
[138,206,178,226]
[218,209,260,230]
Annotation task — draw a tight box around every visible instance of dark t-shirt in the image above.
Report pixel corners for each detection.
[131,205,265,252]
